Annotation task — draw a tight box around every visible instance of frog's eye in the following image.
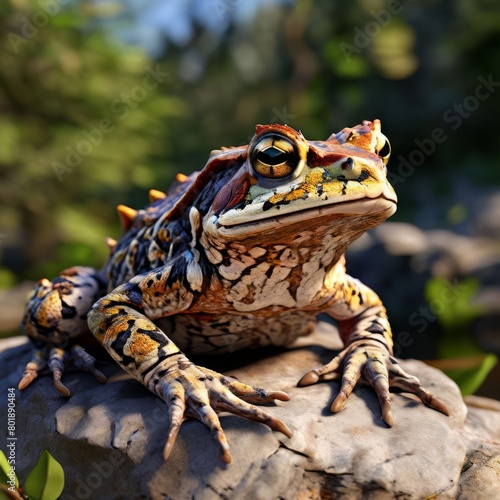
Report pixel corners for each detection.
[376,137,391,166]
[250,136,298,179]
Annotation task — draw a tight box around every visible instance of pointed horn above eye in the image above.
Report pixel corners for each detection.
[105,236,117,252]
[116,205,137,232]
[149,189,167,203]
[175,173,189,182]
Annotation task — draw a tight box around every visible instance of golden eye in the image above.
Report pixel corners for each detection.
[250,136,298,179]
[376,137,391,166]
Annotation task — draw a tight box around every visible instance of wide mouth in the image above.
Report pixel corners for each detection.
[215,193,397,237]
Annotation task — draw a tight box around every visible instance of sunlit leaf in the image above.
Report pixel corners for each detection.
[445,354,498,396]
[425,278,482,332]
[0,450,18,488]
[323,39,370,78]
[371,23,419,79]
[24,451,64,500]
[424,277,494,394]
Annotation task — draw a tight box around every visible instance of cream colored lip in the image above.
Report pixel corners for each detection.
[217,180,397,227]
[215,193,397,237]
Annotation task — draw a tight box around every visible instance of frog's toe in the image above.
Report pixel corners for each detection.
[362,354,393,425]
[297,353,342,387]
[18,344,106,397]
[157,364,292,463]
[48,346,71,396]
[163,380,186,461]
[71,345,107,383]
[18,346,71,396]
[205,371,292,438]
[213,388,293,439]
[329,351,367,413]
[388,360,450,416]
[162,377,233,463]
[215,371,290,404]
[192,398,232,463]
[328,346,398,426]
[18,349,46,390]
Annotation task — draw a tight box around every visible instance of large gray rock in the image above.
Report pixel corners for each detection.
[1,324,499,499]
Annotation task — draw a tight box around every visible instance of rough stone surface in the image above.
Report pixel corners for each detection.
[1,324,499,500]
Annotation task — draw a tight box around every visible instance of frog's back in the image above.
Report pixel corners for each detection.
[104,172,198,289]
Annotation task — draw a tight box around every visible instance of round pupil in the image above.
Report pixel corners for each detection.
[257,147,290,165]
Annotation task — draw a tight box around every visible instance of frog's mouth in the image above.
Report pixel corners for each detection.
[214,190,397,238]
[213,149,398,233]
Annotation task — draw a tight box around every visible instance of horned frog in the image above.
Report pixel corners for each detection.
[19,120,449,463]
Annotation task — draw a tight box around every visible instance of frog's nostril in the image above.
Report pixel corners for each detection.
[341,158,353,170]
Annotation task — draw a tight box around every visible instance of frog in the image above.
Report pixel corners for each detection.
[19,119,449,464]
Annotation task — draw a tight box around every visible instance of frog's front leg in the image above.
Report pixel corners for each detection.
[19,266,107,396]
[299,260,449,425]
[87,254,291,464]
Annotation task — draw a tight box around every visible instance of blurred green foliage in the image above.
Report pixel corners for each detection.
[1,0,499,283]
[425,277,497,395]
[0,0,184,282]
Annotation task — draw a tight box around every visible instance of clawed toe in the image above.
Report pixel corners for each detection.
[72,345,107,383]
[157,365,292,463]
[298,345,450,425]
[18,350,46,390]
[390,375,450,416]
[18,344,106,396]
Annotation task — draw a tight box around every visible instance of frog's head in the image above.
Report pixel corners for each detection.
[196,120,396,248]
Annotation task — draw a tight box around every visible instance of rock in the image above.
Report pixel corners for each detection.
[1,323,499,499]
[463,395,500,441]
[458,396,500,499]
[373,222,429,256]
[475,191,500,239]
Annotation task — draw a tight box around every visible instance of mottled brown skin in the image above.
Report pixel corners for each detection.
[19,120,449,463]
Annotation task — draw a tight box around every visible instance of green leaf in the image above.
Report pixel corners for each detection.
[424,277,482,332]
[0,450,18,488]
[24,451,64,500]
[445,354,498,396]
[424,277,496,394]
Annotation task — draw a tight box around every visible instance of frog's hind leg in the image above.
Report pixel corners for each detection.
[19,266,107,396]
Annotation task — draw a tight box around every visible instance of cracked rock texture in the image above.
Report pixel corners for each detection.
[1,323,499,499]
